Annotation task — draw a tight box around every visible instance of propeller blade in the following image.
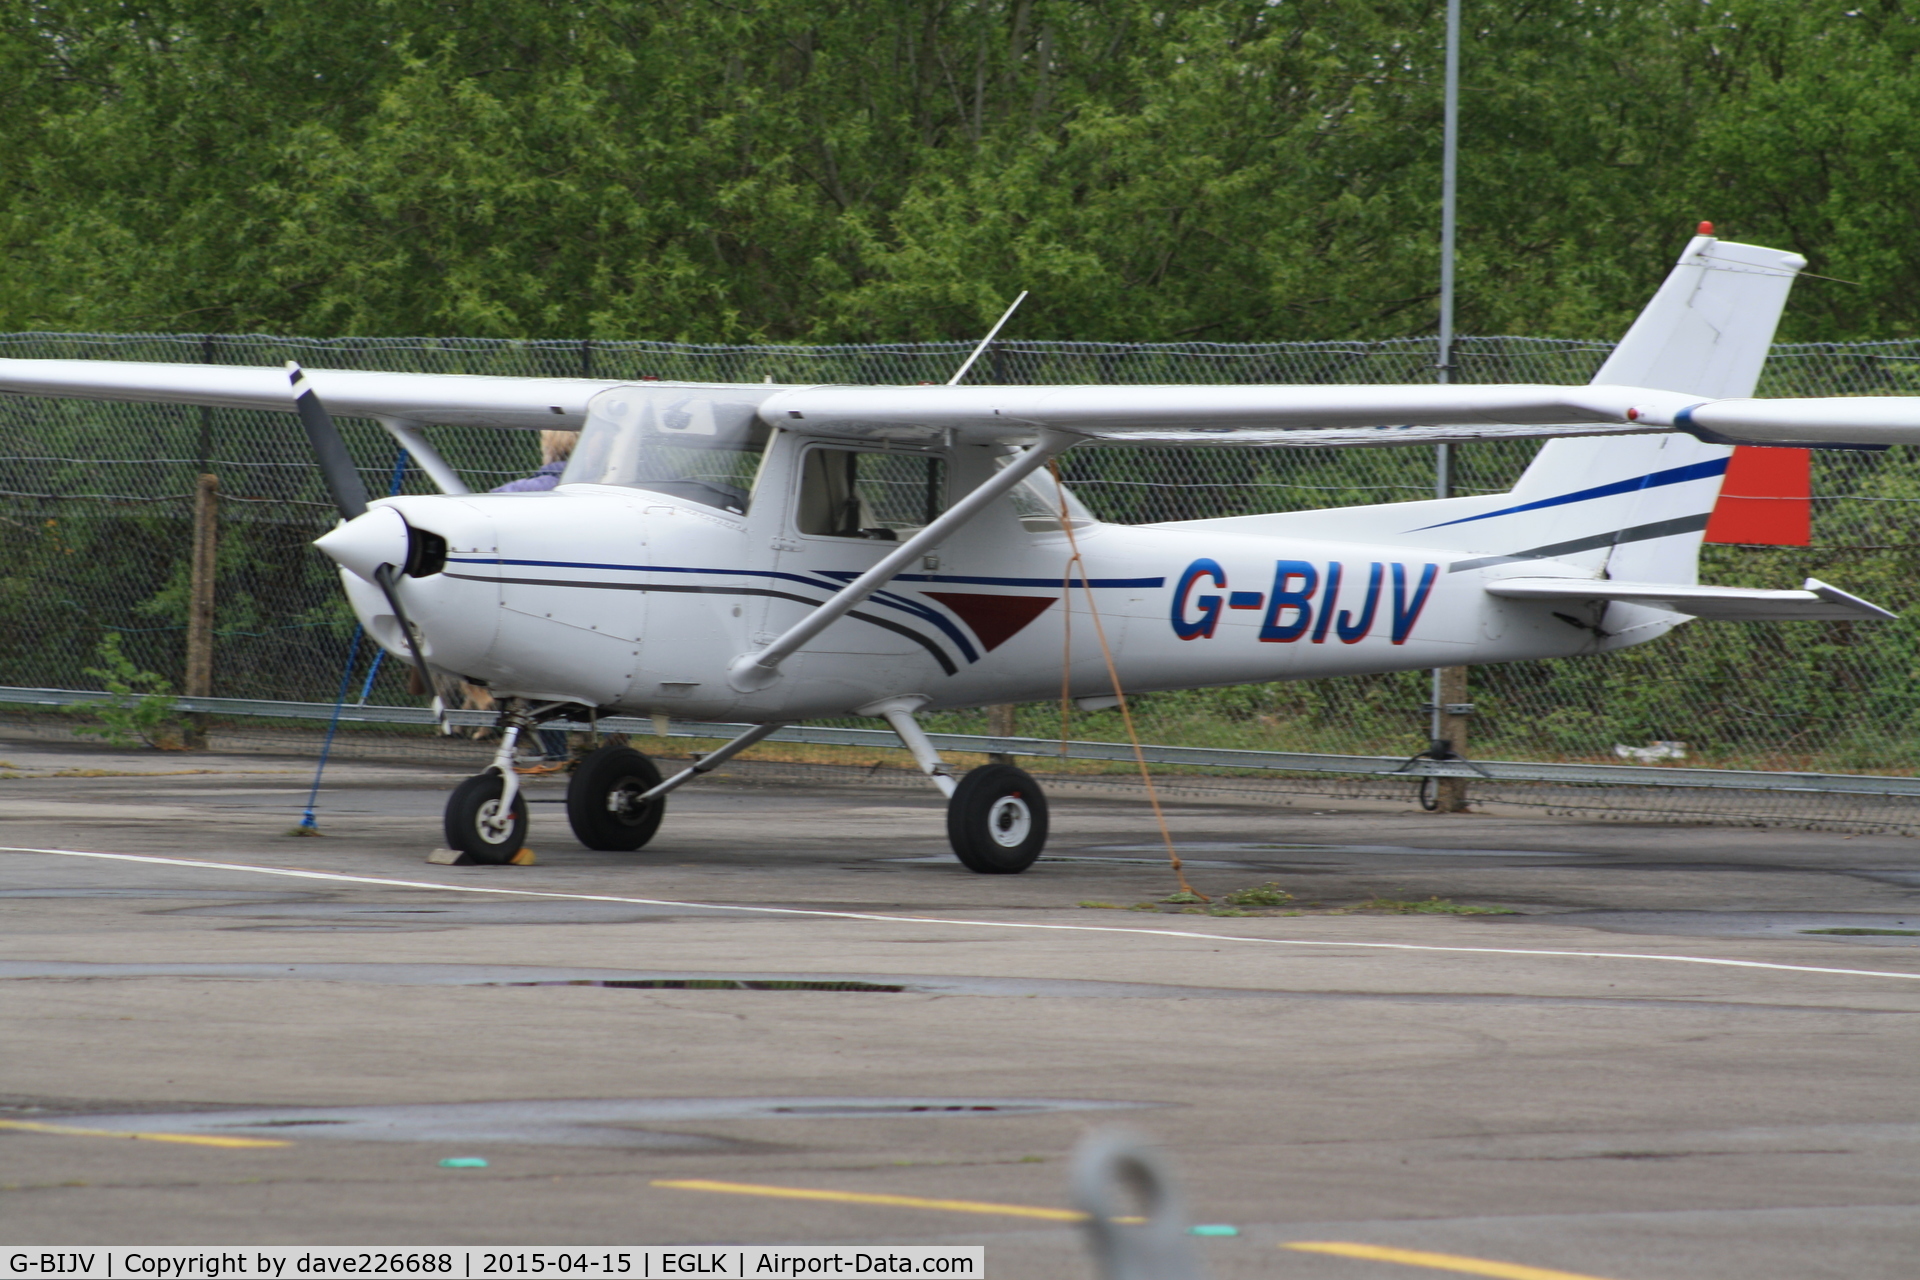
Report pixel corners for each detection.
[290,361,436,714]
[288,361,370,520]
[372,562,436,688]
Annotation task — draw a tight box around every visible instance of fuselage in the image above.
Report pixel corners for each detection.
[334,426,1637,723]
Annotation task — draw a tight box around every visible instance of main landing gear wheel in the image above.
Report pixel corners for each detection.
[566,745,666,851]
[947,763,1049,874]
[443,771,528,864]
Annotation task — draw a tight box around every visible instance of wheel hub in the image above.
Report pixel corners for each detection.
[605,777,650,820]
[475,798,515,843]
[986,794,1032,848]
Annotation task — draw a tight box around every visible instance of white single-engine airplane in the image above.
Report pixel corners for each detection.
[3,232,1913,869]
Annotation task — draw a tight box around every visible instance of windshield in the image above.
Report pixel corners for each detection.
[1000,454,1096,531]
[564,386,774,515]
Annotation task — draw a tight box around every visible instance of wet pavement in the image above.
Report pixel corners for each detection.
[1,737,1917,1278]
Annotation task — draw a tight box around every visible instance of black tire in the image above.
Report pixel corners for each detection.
[444,771,528,864]
[947,764,1049,873]
[566,746,667,851]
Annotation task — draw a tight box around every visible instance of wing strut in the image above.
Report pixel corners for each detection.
[374,418,472,495]
[726,430,1078,691]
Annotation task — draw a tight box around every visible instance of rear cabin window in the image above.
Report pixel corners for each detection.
[796,449,946,540]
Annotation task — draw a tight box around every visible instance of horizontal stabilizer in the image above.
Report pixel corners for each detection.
[1483,576,1896,622]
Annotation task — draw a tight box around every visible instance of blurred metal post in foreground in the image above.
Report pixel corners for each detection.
[1074,1129,1208,1280]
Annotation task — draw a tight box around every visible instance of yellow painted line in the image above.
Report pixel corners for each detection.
[1285,1241,1621,1280]
[0,1118,289,1149]
[653,1178,1090,1222]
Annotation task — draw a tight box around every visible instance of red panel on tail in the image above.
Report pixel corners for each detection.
[1703,446,1811,546]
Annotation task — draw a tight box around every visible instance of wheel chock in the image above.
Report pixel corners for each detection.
[426,846,535,865]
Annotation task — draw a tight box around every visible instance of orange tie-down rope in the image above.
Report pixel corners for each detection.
[1050,460,1207,901]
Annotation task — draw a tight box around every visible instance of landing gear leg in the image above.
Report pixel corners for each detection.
[864,697,1049,874]
[443,720,530,863]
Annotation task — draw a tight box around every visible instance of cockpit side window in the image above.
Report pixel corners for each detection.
[796,447,946,541]
[565,386,773,515]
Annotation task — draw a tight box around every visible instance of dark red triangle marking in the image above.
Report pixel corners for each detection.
[924,592,1057,653]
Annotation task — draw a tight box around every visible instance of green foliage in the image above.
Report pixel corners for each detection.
[5,3,1920,342]
[1356,896,1516,915]
[1221,882,1295,908]
[70,631,179,748]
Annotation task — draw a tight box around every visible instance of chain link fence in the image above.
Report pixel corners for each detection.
[5,331,1920,830]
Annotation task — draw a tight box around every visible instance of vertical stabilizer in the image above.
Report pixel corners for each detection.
[1492,234,1806,584]
[1589,234,1807,400]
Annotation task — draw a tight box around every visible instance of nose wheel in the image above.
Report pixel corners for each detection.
[947,763,1049,874]
[443,771,529,863]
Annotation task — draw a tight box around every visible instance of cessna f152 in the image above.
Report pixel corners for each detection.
[3,231,1914,870]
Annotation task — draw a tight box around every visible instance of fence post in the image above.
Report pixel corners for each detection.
[1434,664,1471,812]
[1430,446,1470,812]
[183,473,218,749]
[987,703,1016,765]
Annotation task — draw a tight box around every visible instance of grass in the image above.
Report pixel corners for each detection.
[1355,896,1517,915]
[1220,882,1294,908]
[1077,884,1517,918]
[1800,927,1920,937]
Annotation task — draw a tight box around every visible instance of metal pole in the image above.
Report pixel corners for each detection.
[1431,0,1470,812]
[1438,0,1460,390]
[184,473,219,749]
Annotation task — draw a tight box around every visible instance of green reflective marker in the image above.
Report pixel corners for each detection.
[1189,1225,1238,1237]
[439,1157,489,1168]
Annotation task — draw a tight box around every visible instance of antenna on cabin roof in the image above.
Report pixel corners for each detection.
[947,290,1030,386]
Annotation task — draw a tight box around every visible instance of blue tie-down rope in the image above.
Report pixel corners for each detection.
[293,626,363,835]
[293,448,410,835]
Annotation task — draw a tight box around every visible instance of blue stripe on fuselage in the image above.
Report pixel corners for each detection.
[444,557,980,662]
[438,558,1161,663]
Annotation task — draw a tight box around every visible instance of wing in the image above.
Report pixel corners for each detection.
[0,360,1706,445]
[8,355,1920,449]
[1484,576,1895,622]
[760,382,1920,450]
[756,382,1704,446]
[0,359,639,429]
[1655,396,1920,448]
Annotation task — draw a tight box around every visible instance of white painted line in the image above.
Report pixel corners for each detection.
[6,844,1920,984]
